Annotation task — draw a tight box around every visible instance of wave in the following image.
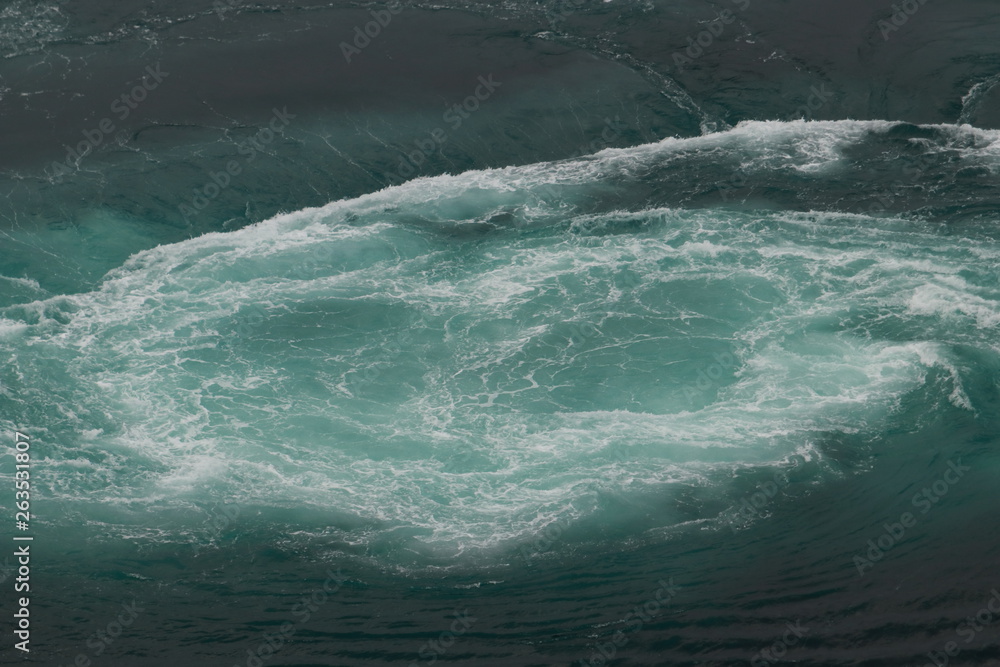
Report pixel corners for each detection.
[2,119,998,564]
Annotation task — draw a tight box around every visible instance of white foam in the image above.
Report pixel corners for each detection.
[6,120,999,559]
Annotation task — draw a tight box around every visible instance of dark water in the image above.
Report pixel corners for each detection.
[2,1,1000,666]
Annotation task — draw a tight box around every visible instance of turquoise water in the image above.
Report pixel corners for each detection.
[2,2,1000,654]
[0,58,1000,665]
[3,121,999,572]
